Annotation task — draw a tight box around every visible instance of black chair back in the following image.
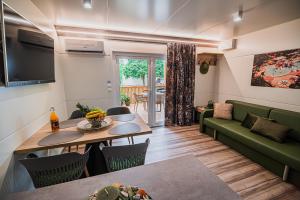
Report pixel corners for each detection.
[106,107,130,116]
[69,110,85,119]
[102,139,150,172]
[19,147,91,188]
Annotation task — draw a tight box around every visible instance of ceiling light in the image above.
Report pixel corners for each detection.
[83,0,92,9]
[233,9,243,22]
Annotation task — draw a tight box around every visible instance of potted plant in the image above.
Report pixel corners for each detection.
[121,94,131,106]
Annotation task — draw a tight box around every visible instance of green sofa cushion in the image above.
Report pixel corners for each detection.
[251,117,290,143]
[204,118,300,171]
[225,100,272,122]
[269,109,300,142]
[241,113,258,129]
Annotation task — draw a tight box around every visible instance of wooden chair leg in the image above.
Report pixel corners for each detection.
[127,137,131,144]
[68,146,71,152]
[131,136,134,144]
[76,145,79,151]
[109,140,112,146]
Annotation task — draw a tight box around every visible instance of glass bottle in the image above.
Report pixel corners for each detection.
[50,107,59,132]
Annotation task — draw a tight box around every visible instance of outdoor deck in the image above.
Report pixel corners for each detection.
[127,103,164,124]
[121,85,165,124]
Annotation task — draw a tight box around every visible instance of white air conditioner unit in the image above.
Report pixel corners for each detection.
[64,39,104,54]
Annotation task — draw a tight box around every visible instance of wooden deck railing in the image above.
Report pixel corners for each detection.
[121,85,165,103]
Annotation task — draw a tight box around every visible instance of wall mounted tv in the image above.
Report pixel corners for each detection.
[0,3,55,87]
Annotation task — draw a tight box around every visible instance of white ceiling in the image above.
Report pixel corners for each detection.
[31,0,300,41]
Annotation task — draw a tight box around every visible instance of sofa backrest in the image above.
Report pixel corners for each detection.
[269,109,300,142]
[225,100,272,122]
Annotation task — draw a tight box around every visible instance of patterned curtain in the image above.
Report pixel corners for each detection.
[165,43,196,126]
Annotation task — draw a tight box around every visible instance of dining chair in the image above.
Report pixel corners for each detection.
[133,93,148,111]
[156,94,164,112]
[69,110,85,119]
[102,138,150,172]
[106,106,132,145]
[19,147,91,188]
[107,106,130,116]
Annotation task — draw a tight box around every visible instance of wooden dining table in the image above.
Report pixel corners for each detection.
[14,113,152,154]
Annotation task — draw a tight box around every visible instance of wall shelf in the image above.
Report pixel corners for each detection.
[197,53,223,66]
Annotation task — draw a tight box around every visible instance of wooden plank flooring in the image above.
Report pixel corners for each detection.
[77,125,300,200]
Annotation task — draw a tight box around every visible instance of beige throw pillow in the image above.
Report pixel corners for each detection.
[213,103,233,120]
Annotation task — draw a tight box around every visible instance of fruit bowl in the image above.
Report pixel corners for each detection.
[85,109,106,128]
[87,117,104,128]
[77,117,112,131]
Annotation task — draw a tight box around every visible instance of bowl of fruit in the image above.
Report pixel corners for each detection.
[86,109,106,128]
[88,183,152,200]
[77,108,112,131]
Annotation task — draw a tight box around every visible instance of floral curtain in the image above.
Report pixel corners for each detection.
[165,43,196,126]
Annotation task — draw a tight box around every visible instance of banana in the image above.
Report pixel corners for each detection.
[86,108,106,119]
[86,111,100,116]
[86,113,100,119]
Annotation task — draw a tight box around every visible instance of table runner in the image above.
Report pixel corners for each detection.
[109,123,141,135]
[38,130,83,146]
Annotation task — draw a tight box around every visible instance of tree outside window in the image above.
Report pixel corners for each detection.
[120,59,164,86]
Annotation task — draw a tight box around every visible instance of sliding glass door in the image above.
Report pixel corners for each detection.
[119,58,150,123]
[117,54,165,127]
[149,58,166,126]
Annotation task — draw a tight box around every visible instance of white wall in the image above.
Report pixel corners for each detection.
[58,39,218,116]
[58,40,167,116]
[0,0,67,194]
[194,48,221,106]
[215,18,300,112]
[57,52,113,115]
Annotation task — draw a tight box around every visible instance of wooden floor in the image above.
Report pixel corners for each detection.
[79,125,300,200]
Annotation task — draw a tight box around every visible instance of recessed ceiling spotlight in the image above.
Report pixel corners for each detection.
[83,0,93,9]
[233,9,243,22]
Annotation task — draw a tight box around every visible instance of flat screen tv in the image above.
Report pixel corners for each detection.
[0,3,55,87]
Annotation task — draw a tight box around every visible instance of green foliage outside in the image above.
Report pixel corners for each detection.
[155,59,164,80]
[120,59,164,86]
[120,93,130,106]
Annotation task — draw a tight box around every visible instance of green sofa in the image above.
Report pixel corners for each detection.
[200,100,300,187]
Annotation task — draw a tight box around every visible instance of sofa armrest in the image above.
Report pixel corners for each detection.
[200,109,214,132]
